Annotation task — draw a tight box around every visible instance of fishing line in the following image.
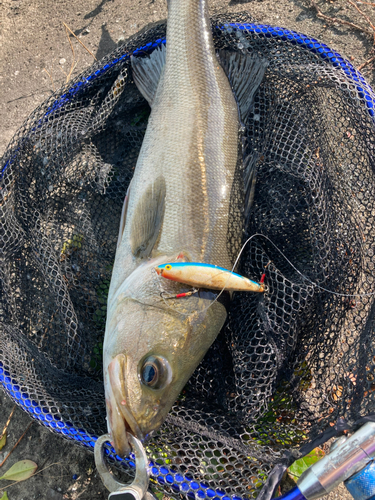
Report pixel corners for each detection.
[252,233,375,299]
[154,232,375,317]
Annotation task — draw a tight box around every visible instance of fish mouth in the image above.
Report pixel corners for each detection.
[107,354,143,457]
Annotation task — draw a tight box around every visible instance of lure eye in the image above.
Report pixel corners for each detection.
[139,356,171,389]
[165,264,172,270]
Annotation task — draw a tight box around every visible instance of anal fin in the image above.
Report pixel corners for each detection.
[244,152,259,222]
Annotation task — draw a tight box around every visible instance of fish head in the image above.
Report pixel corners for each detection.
[103,255,227,457]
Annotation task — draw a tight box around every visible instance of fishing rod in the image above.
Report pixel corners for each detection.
[277,421,375,499]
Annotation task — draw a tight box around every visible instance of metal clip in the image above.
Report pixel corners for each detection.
[94,433,154,500]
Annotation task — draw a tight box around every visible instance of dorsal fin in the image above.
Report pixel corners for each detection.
[131,44,166,106]
[130,176,166,258]
[219,50,268,124]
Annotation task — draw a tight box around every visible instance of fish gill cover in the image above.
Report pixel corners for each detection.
[1,12,375,500]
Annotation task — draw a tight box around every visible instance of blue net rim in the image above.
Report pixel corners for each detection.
[2,21,375,180]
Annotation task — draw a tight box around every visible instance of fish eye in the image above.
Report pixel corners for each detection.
[165,264,172,270]
[139,356,171,390]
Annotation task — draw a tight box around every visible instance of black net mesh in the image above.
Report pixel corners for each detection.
[1,12,375,499]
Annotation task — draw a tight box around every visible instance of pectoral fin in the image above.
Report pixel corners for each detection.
[130,176,166,258]
[117,180,132,250]
[131,44,166,106]
[219,50,268,124]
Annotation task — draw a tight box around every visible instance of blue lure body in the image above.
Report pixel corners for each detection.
[155,261,264,292]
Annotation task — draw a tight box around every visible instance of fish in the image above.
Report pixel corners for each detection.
[103,0,268,457]
[155,261,265,292]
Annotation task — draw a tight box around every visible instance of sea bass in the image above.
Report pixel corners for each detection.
[103,0,268,457]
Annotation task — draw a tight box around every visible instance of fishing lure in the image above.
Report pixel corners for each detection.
[155,262,265,293]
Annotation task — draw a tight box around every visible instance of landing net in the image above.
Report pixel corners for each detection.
[1,13,375,499]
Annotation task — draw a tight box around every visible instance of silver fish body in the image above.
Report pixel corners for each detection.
[109,0,241,295]
[104,0,245,457]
